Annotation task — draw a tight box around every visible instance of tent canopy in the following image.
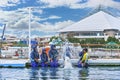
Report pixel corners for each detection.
[107,41,118,46]
[59,11,120,32]
[106,41,119,48]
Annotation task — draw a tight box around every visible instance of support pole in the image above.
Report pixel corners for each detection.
[0,24,6,58]
[28,7,31,60]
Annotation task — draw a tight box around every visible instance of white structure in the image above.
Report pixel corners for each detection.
[59,11,120,41]
[39,35,52,43]
[4,35,20,42]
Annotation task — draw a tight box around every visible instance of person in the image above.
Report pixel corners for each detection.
[40,48,48,67]
[14,51,19,56]
[49,44,59,67]
[80,48,89,68]
[30,44,39,67]
[79,50,84,60]
[45,46,50,58]
[78,50,84,68]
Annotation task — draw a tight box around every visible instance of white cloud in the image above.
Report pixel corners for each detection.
[32,8,43,14]
[0,7,74,31]
[0,4,73,37]
[0,9,27,23]
[5,32,17,37]
[33,20,75,31]
[31,34,40,38]
[0,8,44,30]
[0,9,28,30]
[118,17,120,20]
[0,8,64,34]
[0,0,20,7]
[39,0,120,9]
[48,15,61,19]
[84,0,120,9]
[39,0,81,8]
[21,0,26,3]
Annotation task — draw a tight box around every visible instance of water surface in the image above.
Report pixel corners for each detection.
[0,67,120,80]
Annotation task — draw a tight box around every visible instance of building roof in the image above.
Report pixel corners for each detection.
[59,11,120,32]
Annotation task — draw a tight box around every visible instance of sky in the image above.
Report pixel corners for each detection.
[0,0,120,38]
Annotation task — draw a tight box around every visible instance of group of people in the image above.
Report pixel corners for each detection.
[30,42,89,68]
[30,43,59,67]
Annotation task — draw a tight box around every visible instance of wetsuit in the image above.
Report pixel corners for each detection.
[30,46,39,67]
[40,49,48,67]
[49,45,59,67]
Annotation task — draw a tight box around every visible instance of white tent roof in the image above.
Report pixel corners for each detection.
[59,11,120,32]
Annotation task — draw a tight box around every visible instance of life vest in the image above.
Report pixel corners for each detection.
[81,52,88,63]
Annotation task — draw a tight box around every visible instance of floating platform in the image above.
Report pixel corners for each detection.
[0,59,120,68]
[0,59,28,68]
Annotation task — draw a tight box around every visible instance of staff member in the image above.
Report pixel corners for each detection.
[49,44,59,67]
[80,48,89,68]
[30,44,39,67]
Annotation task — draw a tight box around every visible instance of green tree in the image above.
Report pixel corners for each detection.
[106,37,119,44]
[67,37,80,43]
[49,36,58,42]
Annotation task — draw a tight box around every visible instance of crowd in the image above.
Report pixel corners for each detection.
[30,42,89,68]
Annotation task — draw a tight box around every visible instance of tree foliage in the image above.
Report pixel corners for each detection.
[67,37,80,43]
[49,36,59,42]
[67,37,105,44]
[106,37,119,44]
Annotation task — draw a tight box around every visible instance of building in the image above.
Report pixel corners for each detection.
[59,11,120,41]
[4,35,20,43]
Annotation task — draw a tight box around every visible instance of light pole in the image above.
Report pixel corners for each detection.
[28,7,32,60]
[0,24,6,58]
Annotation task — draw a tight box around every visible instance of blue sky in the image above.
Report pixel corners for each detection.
[0,0,120,38]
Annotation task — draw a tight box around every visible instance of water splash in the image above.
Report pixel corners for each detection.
[63,41,73,69]
[64,56,73,69]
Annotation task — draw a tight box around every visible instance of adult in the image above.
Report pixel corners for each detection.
[80,48,89,68]
[49,44,59,67]
[78,50,84,68]
[30,44,39,67]
[40,48,48,67]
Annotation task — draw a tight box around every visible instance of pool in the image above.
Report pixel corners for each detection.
[0,67,120,80]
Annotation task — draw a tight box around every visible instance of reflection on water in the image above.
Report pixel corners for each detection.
[40,67,49,80]
[49,68,59,79]
[79,68,89,80]
[30,67,39,80]
[0,67,120,80]
[64,69,72,80]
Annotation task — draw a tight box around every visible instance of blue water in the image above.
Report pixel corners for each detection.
[0,67,120,80]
